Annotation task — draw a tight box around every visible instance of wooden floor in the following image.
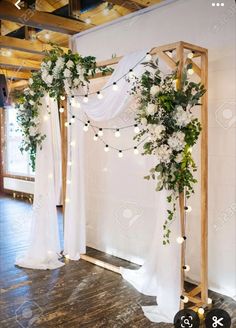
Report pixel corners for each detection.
[0,195,235,328]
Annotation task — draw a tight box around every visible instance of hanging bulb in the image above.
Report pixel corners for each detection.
[198,308,205,315]
[187,51,194,59]
[180,295,189,304]
[128,69,135,79]
[97,91,103,99]
[176,236,187,244]
[85,18,91,24]
[65,122,69,127]
[83,95,89,103]
[115,129,120,137]
[184,205,192,213]
[134,124,140,133]
[98,128,103,137]
[83,124,89,132]
[104,145,110,152]
[145,52,152,61]
[118,150,123,158]
[59,106,64,113]
[87,120,91,126]
[188,68,194,75]
[169,50,173,58]
[134,147,139,155]
[207,298,212,305]
[112,82,118,91]
[71,117,75,124]
[93,134,98,141]
[60,95,65,100]
[183,265,190,272]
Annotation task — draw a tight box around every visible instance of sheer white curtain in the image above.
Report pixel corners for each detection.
[16,95,64,270]
[65,50,181,323]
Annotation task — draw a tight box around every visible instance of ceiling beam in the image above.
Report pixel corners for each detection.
[0,0,86,35]
[0,56,40,70]
[0,36,68,54]
[108,0,145,11]
[9,80,28,90]
[0,69,31,80]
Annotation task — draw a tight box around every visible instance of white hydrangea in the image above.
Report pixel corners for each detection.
[73,78,80,86]
[156,144,172,164]
[76,64,85,76]
[28,78,33,85]
[141,117,147,125]
[29,90,35,96]
[150,85,160,96]
[146,103,157,116]
[148,124,165,140]
[64,68,71,78]
[175,152,183,163]
[29,100,35,105]
[66,60,74,68]
[168,131,185,151]
[174,106,193,127]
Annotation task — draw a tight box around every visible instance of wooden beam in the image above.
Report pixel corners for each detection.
[108,0,145,11]
[9,80,28,89]
[0,1,86,35]
[0,69,31,80]
[0,36,69,54]
[0,56,40,70]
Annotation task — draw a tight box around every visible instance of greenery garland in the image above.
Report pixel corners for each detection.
[132,60,206,244]
[16,45,113,170]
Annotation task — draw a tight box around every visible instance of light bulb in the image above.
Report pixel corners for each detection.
[83,95,89,103]
[198,308,205,315]
[85,18,91,24]
[134,147,139,155]
[169,50,173,58]
[207,298,212,305]
[115,129,120,138]
[70,141,76,147]
[60,95,65,100]
[59,107,64,113]
[180,295,189,303]
[183,265,190,272]
[71,117,75,124]
[176,236,186,244]
[83,124,89,132]
[134,125,140,133]
[93,134,98,141]
[66,179,71,185]
[65,254,70,259]
[97,91,103,99]
[128,69,135,79]
[188,68,194,75]
[68,161,72,166]
[112,82,118,91]
[65,122,69,127]
[118,150,123,158]
[104,145,109,152]
[145,52,152,61]
[187,52,194,59]
[185,205,192,213]
[98,128,103,137]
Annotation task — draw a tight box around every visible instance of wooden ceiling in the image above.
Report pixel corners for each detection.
[0,0,164,89]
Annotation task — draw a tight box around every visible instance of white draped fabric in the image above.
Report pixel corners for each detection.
[65,50,181,323]
[16,95,64,270]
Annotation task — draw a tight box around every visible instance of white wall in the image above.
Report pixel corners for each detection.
[72,0,236,298]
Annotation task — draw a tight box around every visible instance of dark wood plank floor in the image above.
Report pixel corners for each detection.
[0,195,235,328]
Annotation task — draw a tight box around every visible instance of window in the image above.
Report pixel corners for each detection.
[4,106,34,177]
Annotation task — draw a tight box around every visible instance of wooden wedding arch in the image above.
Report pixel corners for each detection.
[60,41,208,310]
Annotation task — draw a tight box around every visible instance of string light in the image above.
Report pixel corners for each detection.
[134,146,139,155]
[184,205,192,213]
[104,145,110,152]
[97,91,104,99]
[59,106,64,113]
[118,150,123,158]
[83,95,89,103]
[128,69,135,79]
[93,134,98,141]
[98,128,103,137]
[187,51,194,59]
[65,122,69,127]
[134,124,140,133]
[71,117,75,124]
[83,124,89,132]
[85,18,91,24]
[207,298,212,305]
[115,129,120,137]
[180,295,189,303]
[183,265,190,272]
[145,52,152,61]
[112,82,118,91]
[177,236,187,244]
[60,95,65,100]
[198,308,205,315]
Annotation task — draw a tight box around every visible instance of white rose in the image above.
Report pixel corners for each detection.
[29,100,35,105]
[66,60,74,68]
[64,68,71,78]
[46,74,53,85]
[29,90,35,96]
[141,117,147,125]
[47,60,52,67]
[29,126,38,136]
[175,153,183,163]
[150,85,160,96]
[156,144,172,164]
[73,78,80,86]
[168,131,185,151]
[28,78,33,85]
[146,103,157,116]
[175,106,193,127]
